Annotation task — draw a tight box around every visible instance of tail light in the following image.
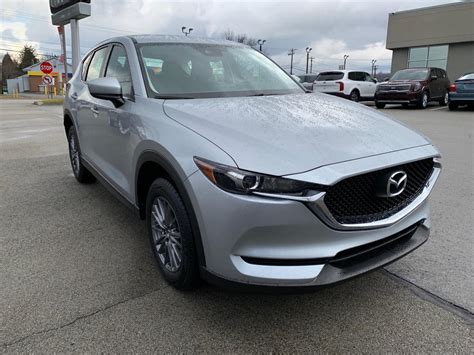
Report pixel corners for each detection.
[336,81,344,91]
[449,84,456,92]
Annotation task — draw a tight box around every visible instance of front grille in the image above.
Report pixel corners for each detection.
[379,84,411,91]
[324,159,434,224]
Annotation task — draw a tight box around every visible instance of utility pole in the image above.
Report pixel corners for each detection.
[371,59,377,76]
[288,48,297,75]
[305,47,312,74]
[343,54,349,70]
[309,56,315,73]
[373,65,378,78]
[182,26,193,36]
[257,39,266,52]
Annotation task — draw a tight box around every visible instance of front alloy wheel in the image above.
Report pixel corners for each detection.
[146,178,200,290]
[151,196,183,272]
[418,92,428,109]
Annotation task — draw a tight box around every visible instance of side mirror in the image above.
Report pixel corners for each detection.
[431,75,438,81]
[291,74,301,82]
[383,77,390,82]
[88,77,124,107]
[372,78,378,83]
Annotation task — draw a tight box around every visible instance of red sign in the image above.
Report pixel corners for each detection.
[40,61,53,74]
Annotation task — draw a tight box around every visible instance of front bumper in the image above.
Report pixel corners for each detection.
[184,147,439,288]
[375,90,421,104]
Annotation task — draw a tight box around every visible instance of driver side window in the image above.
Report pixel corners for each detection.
[105,45,133,97]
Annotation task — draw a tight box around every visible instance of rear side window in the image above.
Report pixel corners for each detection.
[316,72,344,81]
[105,45,133,97]
[81,54,92,80]
[86,47,109,81]
[348,72,366,81]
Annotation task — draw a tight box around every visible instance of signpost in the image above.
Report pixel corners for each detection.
[50,0,91,72]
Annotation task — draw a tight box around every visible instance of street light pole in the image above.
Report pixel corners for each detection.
[288,48,297,75]
[371,59,377,76]
[305,47,312,74]
[257,39,266,52]
[343,54,349,70]
[181,26,193,36]
[310,56,315,73]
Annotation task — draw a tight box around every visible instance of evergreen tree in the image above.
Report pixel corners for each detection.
[18,44,38,69]
[1,53,21,90]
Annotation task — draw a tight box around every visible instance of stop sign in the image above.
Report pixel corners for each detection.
[40,61,53,74]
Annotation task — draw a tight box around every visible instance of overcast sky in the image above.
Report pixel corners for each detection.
[1,0,460,73]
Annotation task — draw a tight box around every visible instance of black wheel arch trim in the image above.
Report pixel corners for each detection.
[135,150,206,267]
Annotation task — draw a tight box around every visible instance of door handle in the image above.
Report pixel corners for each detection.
[91,106,99,116]
[71,92,78,100]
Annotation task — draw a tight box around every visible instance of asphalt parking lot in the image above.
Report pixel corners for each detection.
[1,99,473,352]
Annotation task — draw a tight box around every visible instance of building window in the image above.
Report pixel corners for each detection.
[408,45,449,70]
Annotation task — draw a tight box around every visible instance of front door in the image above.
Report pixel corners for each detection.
[90,44,136,199]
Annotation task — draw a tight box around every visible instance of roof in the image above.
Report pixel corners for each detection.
[104,34,246,46]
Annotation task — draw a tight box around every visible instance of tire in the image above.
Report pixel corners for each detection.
[349,90,360,102]
[417,91,429,109]
[146,178,200,290]
[375,101,385,109]
[448,102,458,111]
[67,126,96,183]
[439,91,448,106]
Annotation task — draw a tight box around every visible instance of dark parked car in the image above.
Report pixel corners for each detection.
[448,73,474,110]
[375,68,450,109]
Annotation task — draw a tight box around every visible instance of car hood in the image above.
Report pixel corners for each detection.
[163,93,429,176]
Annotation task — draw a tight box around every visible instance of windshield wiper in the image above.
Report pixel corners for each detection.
[155,95,195,100]
[246,93,282,97]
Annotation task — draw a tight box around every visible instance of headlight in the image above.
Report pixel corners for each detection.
[412,82,422,91]
[194,157,323,198]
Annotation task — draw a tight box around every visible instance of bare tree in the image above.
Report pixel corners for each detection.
[223,29,258,48]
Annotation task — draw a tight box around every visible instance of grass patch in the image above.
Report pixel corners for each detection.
[34,98,64,105]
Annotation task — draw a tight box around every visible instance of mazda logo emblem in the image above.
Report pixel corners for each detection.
[376,171,408,197]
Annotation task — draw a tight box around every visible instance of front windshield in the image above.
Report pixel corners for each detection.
[391,69,428,81]
[138,43,303,98]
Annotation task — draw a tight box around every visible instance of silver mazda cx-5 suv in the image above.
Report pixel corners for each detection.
[64,35,441,290]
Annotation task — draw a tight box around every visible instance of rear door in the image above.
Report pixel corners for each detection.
[313,71,344,93]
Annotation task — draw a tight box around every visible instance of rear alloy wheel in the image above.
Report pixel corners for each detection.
[350,90,360,102]
[448,102,458,111]
[439,92,448,106]
[146,178,199,290]
[418,91,429,109]
[67,126,96,183]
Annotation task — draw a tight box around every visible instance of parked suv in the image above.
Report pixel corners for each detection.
[375,68,450,109]
[64,35,441,290]
[312,70,377,102]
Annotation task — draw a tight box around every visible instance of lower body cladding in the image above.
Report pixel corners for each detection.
[185,151,438,288]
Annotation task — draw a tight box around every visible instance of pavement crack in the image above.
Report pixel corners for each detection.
[2,285,170,349]
[383,269,473,324]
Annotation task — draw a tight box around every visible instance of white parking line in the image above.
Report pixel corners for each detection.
[429,106,448,111]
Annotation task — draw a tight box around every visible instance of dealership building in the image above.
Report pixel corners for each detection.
[386,1,474,80]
